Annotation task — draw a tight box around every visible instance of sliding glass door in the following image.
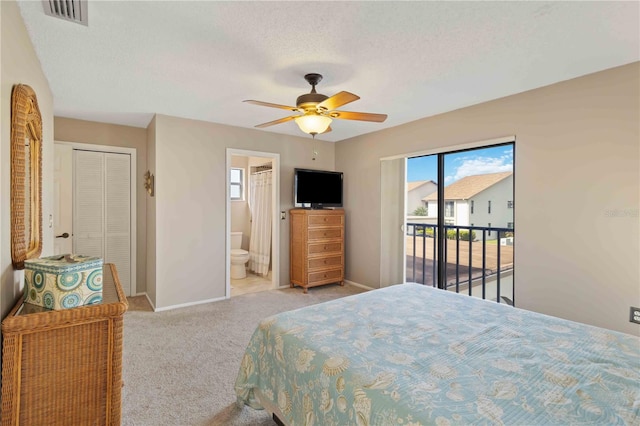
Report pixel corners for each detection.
[406,142,515,304]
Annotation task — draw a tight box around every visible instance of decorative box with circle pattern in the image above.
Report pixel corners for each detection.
[24,254,104,310]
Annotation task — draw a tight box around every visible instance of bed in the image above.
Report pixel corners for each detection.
[235,283,640,425]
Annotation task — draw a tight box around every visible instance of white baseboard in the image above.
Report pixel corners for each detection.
[344,280,377,291]
[153,296,226,312]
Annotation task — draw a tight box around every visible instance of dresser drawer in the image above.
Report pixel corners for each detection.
[308,255,342,270]
[308,268,342,284]
[308,214,343,227]
[308,242,342,255]
[308,228,343,241]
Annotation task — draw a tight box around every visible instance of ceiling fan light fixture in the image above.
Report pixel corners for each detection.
[294,114,332,135]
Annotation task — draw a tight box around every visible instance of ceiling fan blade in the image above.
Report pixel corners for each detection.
[330,110,388,122]
[321,126,332,134]
[244,100,298,111]
[317,91,360,111]
[254,115,297,128]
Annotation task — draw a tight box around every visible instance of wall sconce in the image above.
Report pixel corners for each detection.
[144,170,154,196]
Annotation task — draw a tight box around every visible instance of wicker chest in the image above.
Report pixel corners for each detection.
[1,263,128,426]
[289,208,345,293]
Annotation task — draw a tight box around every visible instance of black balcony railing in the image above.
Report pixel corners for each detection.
[406,223,514,304]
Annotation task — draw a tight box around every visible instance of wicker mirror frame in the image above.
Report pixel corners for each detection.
[11,84,43,269]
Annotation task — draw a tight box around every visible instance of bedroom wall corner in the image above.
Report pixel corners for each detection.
[150,114,335,310]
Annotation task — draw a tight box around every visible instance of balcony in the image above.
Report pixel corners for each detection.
[406,223,514,304]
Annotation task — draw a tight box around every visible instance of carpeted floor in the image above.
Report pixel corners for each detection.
[122,283,365,425]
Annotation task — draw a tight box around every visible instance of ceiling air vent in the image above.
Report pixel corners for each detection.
[42,0,88,26]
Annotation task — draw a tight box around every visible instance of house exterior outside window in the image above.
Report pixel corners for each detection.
[507,200,514,209]
[507,222,514,229]
[406,180,438,215]
[421,172,513,241]
[230,168,244,201]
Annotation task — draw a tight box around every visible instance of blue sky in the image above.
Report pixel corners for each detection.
[407,144,513,185]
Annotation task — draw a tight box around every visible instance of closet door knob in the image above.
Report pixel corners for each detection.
[56,233,70,239]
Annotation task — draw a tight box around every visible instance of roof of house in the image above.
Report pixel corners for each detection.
[422,172,512,201]
[407,180,436,192]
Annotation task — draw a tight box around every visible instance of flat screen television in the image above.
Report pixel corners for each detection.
[294,168,343,209]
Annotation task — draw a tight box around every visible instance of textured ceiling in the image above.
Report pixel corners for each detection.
[17,1,640,142]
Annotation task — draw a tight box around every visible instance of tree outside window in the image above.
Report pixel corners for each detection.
[413,206,428,216]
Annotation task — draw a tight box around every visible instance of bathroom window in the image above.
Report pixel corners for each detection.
[230,168,244,201]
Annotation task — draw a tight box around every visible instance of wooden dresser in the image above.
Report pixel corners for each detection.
[290,209,344,293]
[1,263,128,426]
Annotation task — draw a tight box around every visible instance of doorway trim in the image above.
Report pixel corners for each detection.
[55,141,137,297]
[225,148,280,298]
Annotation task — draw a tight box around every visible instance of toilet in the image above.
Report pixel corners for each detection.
[230,232,250,279]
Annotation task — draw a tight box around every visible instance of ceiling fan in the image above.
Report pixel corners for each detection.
[244,73,387,137]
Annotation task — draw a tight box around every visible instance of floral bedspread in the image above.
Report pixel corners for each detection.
[235,283,640,425]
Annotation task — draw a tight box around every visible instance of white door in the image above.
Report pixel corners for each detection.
[74,150,132,296]
[54,144,73,254]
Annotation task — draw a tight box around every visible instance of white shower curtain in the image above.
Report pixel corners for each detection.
[249,170,272,276]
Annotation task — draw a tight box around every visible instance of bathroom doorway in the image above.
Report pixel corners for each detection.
[225,149,280,298]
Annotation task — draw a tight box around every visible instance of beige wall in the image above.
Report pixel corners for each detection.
[336,62,640,335]
[1,0,55,318]
[54,117,148,294]
[150,114,335,309]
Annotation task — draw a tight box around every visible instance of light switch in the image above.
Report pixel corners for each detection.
[280,211,286,220]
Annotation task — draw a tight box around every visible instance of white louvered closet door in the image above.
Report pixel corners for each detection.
[105,153,131,295]
[74,151,104,259]
[73,150,131,295]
